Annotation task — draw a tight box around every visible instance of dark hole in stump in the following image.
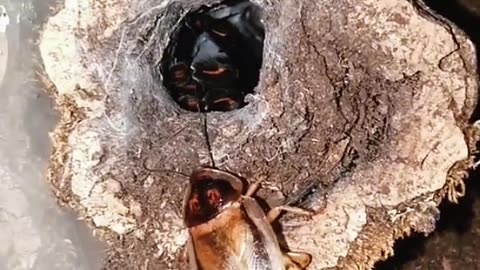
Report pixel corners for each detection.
[160,0,265,113]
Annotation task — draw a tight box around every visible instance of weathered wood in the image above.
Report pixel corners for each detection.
[39,0,479,269]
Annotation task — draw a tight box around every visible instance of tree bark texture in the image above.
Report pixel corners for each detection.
[39,0,479,269]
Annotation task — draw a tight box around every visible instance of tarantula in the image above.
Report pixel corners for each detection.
[160,0,265,112]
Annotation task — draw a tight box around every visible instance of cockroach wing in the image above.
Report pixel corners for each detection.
[242,197,285,270]
[187,237,200,270]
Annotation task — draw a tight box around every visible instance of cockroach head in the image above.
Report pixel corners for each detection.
[183,167,244,227]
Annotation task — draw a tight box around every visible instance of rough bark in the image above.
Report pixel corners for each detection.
[39,0,479,269]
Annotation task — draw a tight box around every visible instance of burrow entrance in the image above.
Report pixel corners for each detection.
[160,0,265,112]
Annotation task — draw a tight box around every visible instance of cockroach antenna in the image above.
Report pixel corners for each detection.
[201,107,216,168]
[142,157,190,178]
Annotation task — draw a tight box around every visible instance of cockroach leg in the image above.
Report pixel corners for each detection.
[284,258,302,270]
[283,251,312,269]
[245,177,265,197]
[266,205,313,223]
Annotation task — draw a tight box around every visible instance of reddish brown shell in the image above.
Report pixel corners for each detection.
[183,168,244,228]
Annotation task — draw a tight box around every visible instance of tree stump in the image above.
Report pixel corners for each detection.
[39,0,479,269]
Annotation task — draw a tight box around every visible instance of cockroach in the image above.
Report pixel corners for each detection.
[183,167,313,270]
